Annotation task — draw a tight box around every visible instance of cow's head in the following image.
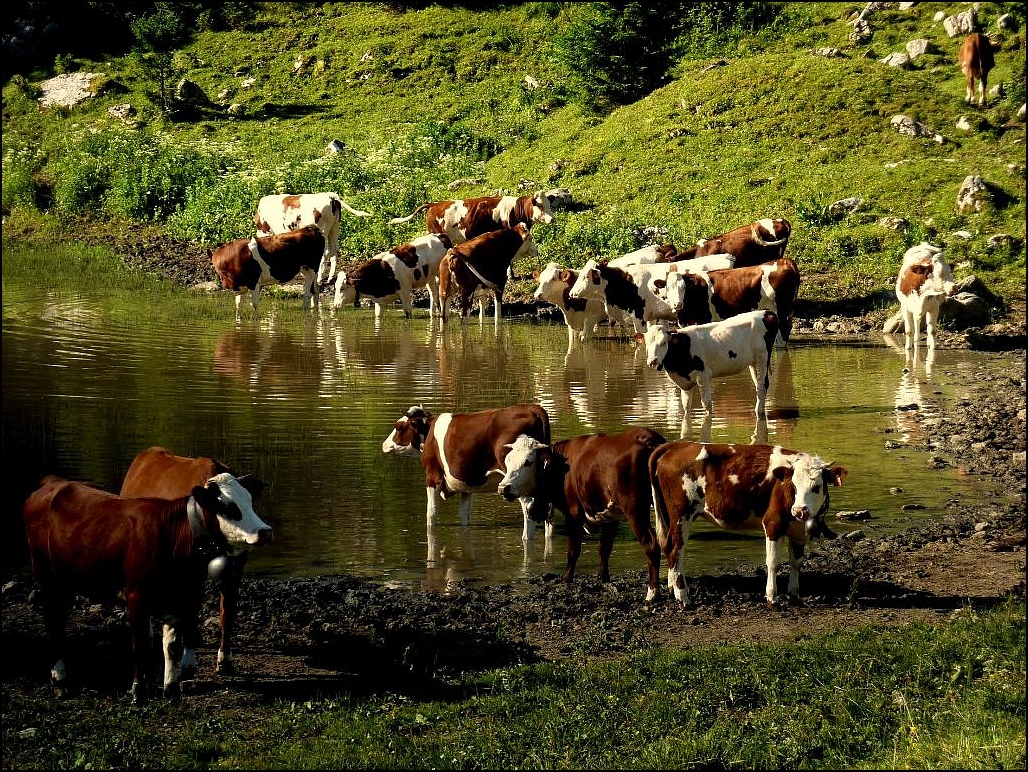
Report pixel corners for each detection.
[190,472,274,552]
[513,223,539,260]
[533,262,572,303]
[567,259,603,301]
[334,270,358,309]
[532,191,556,225]
[498,435,549,501]
[770,454,847,540]
[639,322,672,370]
[381,405,433,457]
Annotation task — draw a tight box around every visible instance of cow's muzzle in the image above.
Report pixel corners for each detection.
[498,483,518,502]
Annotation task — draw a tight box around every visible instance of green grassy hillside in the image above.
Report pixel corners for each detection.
[2,1,1025,308]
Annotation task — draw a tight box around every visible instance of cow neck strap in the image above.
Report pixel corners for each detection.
[464,261,499,290]
[247,238,261,261]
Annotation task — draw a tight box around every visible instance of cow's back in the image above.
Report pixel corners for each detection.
[555,427,665,510]
[121,447,223,499]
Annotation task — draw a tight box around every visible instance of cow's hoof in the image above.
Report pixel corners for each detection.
[180,664,197,683]
[163,682,182,701]
[216,660,236,677]
[51,680,69,700]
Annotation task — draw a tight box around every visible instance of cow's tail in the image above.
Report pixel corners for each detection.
[339,200,372,217]
[762,311,778,388]
[648,443,671,553]
[389,203,431,225]
[751,223,788,247]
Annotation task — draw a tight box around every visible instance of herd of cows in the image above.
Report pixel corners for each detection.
[21,174,962,704]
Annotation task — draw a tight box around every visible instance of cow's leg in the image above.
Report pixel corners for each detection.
[374,301,384,320]
[214,553,247,675]
[965,74,974,104]
[492,290,502,325]
[901,308,914,350]
[401,290,413,319]
[624,513,662,603]
[749,363,768,419]
[40,587,73,698]
[426,487,441,528]
[698,375,715,415]
[234,290,248,320]
[597,522,619,582]
[562,516,585,582]
[924,304,938,349]
[161,623,184,700]
[125,592,152,705]
[250,286,262,315]
[978,75,987,108]
[300,267,317,311]
[787,539,805,599]
[764,536,782,605]
[457,492,473,526]
[668,517,692,606]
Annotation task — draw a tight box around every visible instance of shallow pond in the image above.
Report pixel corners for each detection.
[2,258,1015,592]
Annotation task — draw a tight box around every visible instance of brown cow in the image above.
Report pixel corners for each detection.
[655,256,801,344]
[120,446,268,679]
[22,474,272,704]
[381,403,553,543]
[675,218,792,268]
[958,32,995,108]
[438,224,537,323]
[496,427,668,602]
[209,224,325,317]
[389,191,555,281]
[649,441,847,606]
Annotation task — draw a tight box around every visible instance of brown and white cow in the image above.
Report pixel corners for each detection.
[22,473,272,704]
[253,192,371,285]
[532,262,610,351]
[209,224,325,317]
[895,241,956,351]
[675,218,792,268]
[496,427,668,602]
[636,310,779,431]
[649,441,847,605]
[606,243,679,268]
[566,255,736,334]
[120,446,269,680]
[958,32,995,108]
[381,403,554,543]
[333,233,452,319]
[655,256,800,345]
[439,224,537,323]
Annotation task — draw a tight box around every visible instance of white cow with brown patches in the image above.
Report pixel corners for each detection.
[649,441,848,605]
[895,242,955,350]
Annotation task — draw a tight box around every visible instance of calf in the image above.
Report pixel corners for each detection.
[675,218,792,268]
[496,428,668,602]
[958,32,995,108]
[209,224,325,317]
[649,441,847,605]
[381,403,554,542]
[22,474,272,704]
[120,446,268,680]
[567,255,736,334]
[656,257,800,344]
[333,233,451,319]
[532,262,610,350]
[253,191,371,285]
[636,310,779,424]
[439,224,537,323]
[895,242,956,350]
[606,243,679,268]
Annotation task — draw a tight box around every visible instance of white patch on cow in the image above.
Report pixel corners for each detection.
[695,445,709,461]
[247,238,277,286]
[727,473,740,485]
[756,218,775,234]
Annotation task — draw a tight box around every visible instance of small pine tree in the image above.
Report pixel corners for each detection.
[129,3,186,113]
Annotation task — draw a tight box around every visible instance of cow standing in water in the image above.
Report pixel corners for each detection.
[22,473,272,704]
[120,446,268,680]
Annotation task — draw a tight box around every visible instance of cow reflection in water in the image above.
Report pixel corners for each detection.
[883,333,937,444]
[213,321,327,396]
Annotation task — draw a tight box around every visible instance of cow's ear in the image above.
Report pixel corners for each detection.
[206,249,213,258]
[772,465,793,482]
[653,278,666,289]
[192,483,218,509]
[237,474,266,498]
[826,466,848,487]
[632,332,644,344]
[531,269,541,281]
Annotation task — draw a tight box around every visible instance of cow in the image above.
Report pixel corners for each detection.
[636,310,779,433]
[21,473,273,704]
[675,218,792,268]
[895,242,956,351]
[655,257,801,345]
[389,191,555,280]
[958,32,995,108]
[209,224,325,317]
[381,403,555,543]
[496,427,668,602]
[566,255,736,334]
[333,233,452,319]
[439,224,537,323]
[120,446,268,681]
[606,243,679,268]
[649,441,848,606]
[532,262,610,351]
[253,192,371,285]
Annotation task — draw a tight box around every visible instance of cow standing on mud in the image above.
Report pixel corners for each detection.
[22,473,272,704]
